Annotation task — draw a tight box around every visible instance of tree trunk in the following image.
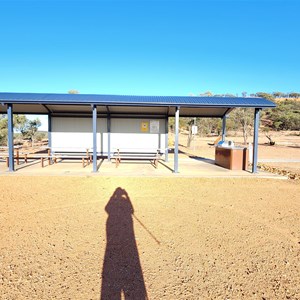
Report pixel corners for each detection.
[242,123,248,145]
[187,125,194,148]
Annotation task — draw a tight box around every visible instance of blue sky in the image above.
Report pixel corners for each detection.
[0,0,299,100]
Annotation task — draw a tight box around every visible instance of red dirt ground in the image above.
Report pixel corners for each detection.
[0,176,299,299]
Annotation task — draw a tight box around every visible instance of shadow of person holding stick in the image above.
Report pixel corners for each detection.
[101,187,148,300]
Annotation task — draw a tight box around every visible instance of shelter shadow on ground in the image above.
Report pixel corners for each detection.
[101,187,148,300]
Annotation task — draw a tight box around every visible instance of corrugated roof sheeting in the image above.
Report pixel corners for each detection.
[0,92,276,117]
[0,92,276,108]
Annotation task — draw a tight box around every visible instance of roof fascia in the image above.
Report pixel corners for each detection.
[0,96,276,109]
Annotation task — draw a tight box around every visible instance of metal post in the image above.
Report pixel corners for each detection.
[7,104,14,172]
[48,114,52,148]
[107,116,111,161]
[92,105,98,172]
[174,106,180,173]
[252,108,260,173]
[222,115,227,141]
[165,117,169,162]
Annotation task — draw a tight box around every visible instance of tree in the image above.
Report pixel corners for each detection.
[68,89,79,94]
[262,127,275,145]
[187,118,197,147]
[197,118,222,136]
[256,92,274,101]
[20,118,41,146]
[0,115,7,146]
[14,115,27,132]
[289,92,300,98]
[224,93,236,98]
[230,108,254,144]
[272,91,284,98]
[202,91,213,97]
[0,114,27,146]
[264,100,300,131]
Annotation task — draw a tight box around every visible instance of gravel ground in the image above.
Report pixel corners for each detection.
[0,176,299,299]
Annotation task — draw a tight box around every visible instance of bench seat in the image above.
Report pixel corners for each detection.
[1,148,92,168]
[111,149,162,168]
[52,152,92,167]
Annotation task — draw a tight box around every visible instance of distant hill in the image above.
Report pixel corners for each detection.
[276,97,300,102]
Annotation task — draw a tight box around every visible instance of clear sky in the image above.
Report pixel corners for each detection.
[0,0,299,99]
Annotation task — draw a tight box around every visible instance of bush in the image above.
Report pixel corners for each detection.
[35,131,47,142]
[265,100,300,131]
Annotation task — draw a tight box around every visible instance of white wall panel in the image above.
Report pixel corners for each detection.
[110,118,166,152]
[52,117,107,153]
[51,117,166,154]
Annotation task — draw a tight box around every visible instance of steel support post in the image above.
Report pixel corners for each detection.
[174,106,180,173]
[48,114,52,149]
[252,108,261,173]
[107,116,111,161]
[165,117,169,162]
[222,115,227,141]
[7,104,14,172]
[92,105,98,172]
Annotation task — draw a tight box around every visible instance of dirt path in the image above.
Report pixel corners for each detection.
[0,176,299,299]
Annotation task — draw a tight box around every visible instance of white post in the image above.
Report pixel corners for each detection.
[174,106,180,173]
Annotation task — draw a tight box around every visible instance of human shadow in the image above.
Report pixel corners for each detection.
[101,187,148,300]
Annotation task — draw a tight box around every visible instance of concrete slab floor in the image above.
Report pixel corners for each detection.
[0,157,287,179]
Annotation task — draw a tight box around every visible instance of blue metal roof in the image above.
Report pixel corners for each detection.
[0,92,276,108]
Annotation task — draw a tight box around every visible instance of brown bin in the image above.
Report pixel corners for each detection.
[215,147,248,170]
